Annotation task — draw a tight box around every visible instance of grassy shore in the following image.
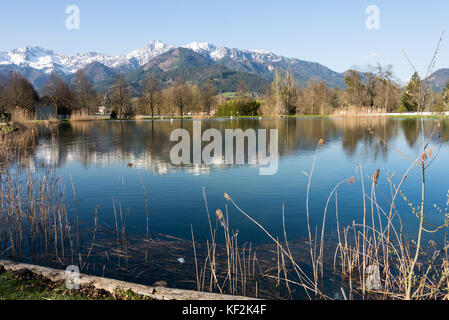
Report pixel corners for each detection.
[4,112,448,125]
[0,268,150,300]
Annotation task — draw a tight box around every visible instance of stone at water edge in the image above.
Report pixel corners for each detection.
[153,280,168,287]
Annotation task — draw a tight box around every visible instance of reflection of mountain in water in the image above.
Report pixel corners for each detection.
[31,118,449,175]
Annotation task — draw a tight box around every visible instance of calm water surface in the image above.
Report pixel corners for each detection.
[28,117,449,244]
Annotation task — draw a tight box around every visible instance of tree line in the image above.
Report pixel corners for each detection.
[0,70,220,119]
[1,65,449,119]
[262,65,449,115]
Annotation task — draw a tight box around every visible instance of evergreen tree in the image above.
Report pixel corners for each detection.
[399,72,421,112]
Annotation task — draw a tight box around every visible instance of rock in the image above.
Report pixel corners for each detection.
[153,280,168,287]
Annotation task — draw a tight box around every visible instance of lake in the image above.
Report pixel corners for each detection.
[29,117,448,241]
[5,116,449,298]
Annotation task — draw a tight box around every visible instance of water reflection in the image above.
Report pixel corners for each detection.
[31,117,448,174]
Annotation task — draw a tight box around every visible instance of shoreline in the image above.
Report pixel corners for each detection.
[58,111,449,121]
[2,111,449,126]
[0,260,256,300]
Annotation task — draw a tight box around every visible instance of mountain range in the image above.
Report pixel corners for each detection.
[0,40,448,95]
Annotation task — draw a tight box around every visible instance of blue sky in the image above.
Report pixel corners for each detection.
[0,0,447,82]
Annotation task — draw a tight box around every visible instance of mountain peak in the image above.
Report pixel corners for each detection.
[127,41,175,67]
[2,46,65,71]
[250,49,271,55]
[144,40,171,49]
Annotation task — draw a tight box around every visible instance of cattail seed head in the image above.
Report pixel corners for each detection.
[216,209,224,221]
[372,169,380,186]
[420,152,428,162]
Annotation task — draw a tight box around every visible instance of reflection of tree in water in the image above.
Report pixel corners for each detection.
[36,121,175,170]
[280,118,340,155]
[29,118,449,173]
[400,119,420,148]
[439,120,449,143]
[337,117,398,161]
[0,125,39,166]
[399,118,449,150]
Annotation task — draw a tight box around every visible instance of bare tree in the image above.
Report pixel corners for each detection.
[344,69,367,107]
[6,71,39,113]
[109,74,131,119]
[141,75,161,118]
[374,64,401,112]
[172,76,191,117]
[267,69,299,115]
[237,80,248,99]
[73,70,95,114]
[271,69,283,115]
[44,72,74,115]
[280,70,298,115]
[201,79,216,115]
[0,73,7,114]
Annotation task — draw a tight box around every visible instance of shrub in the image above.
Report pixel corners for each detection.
[215,99,261,117]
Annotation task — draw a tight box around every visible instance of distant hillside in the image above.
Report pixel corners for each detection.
[124,48,269,94]
[183,42,346,88]
[426,69,449,92]
[0,64,52,92]
[77,61,116,84]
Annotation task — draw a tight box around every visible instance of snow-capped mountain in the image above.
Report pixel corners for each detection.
[0,40,175,74]
[128,41,176,67]
[180,42,343,87]
[62,52,122,73]
[183,41,283,66]
[0,46,68,72]
[0,41,295,75]
[0,40,346,91]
